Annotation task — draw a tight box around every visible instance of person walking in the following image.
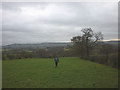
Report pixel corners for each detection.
[54,56,59,68]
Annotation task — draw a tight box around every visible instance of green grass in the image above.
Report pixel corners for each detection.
[2,57,118,88]
[26,50,33,52]
[64,48,69,51]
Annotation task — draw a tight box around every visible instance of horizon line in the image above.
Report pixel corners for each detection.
[2,38,120,46]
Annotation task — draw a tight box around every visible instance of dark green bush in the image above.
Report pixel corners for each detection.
[89,53,118,68]
[108,53,118,68]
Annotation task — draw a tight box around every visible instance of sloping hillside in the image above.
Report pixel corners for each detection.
[2,57,118,88]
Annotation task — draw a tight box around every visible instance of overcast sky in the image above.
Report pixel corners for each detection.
[2,2,118,45]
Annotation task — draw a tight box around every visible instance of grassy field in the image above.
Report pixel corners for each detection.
[2,57,118,88]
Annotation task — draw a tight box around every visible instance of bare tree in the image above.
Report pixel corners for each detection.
[71,28,103,58]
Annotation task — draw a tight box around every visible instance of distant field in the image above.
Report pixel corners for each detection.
[2,57,118,88]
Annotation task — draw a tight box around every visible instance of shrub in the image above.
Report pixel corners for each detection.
[89,53,118,68]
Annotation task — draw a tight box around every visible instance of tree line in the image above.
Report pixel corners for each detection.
[71,28,119,68]
[2,46,72,60]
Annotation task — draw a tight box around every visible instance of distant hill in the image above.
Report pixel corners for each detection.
[2,42,72,50]
[2,40,119,50]
[104,41,120,46]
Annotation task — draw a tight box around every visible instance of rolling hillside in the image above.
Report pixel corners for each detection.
[2,57,118,88]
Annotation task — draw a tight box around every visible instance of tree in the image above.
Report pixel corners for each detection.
[71,28,103,59]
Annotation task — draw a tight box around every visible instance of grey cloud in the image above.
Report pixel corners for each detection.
[2,2,118,45]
